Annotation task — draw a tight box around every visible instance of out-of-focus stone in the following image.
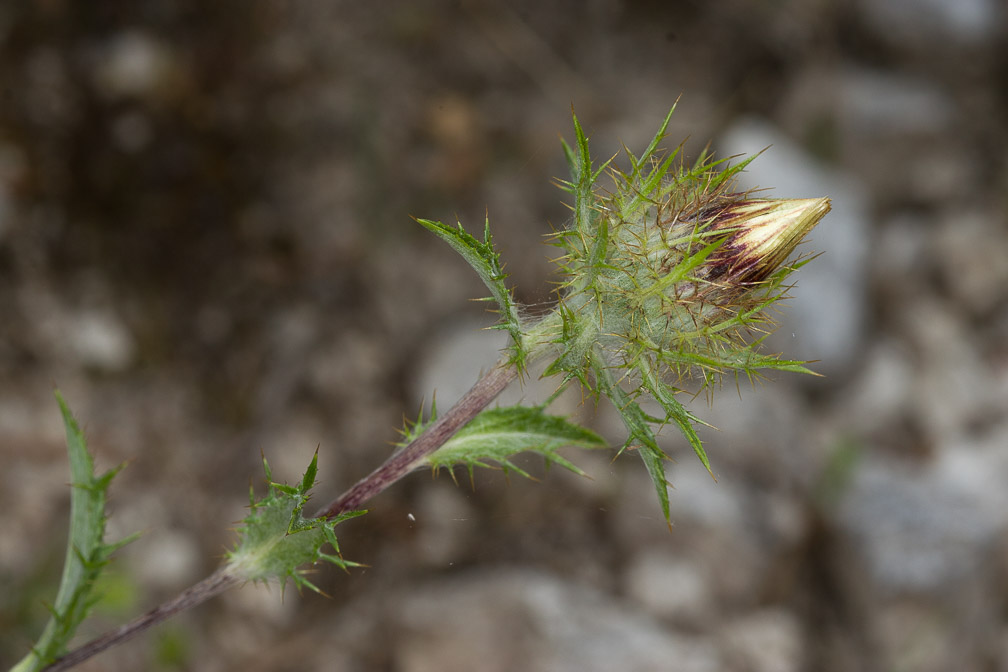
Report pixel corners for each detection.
[718,609,804,672]
[92,31,175,100]
[837,432,1008,593]
[624,552,712,624]
[412,315,510,409]
[857,0,1003,46]
[411,485,478,567]
[392,569,721,672]
[718,117,869,380]
[67,308,136,372]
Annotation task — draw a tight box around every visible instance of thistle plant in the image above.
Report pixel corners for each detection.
[15,107,830,671]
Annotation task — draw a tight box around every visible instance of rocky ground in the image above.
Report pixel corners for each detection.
[2,2,1007,671]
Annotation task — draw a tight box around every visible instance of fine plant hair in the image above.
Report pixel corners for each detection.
[12,106,830,672]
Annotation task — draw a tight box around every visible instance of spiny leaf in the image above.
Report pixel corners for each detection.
[397,399,438,448]
[590,357,672,520]
[617,104,681,219]
[627,104,676,175]
[425,405,607,483]
[656,339,816,382]
[13,393,133,672]
[635,360,713,479]
[227,454,365,593]
[416,217,526,371]
[561,112,612,241]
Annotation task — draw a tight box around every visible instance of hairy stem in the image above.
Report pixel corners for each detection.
[43,569,240,672]
[314,358,517,518]
[43,359,518,671]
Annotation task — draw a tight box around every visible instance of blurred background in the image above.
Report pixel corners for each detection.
[2,2,1007,671]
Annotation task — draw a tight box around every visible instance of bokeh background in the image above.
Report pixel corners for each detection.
[2,2,1008,671]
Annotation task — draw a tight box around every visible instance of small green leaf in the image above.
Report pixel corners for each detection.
[635,360,713,478]
[416,217,526,371]
[590,357,672,520]
[227,454,364,594]
[425,405,607,482]
[617,104,681,220]
[13,393,132,672]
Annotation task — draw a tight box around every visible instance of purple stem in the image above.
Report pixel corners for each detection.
[314,359,516,518]
[44,569,240,672]
[44,359,517,671]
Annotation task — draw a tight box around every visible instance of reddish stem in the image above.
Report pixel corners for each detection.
[44,359,517,671]
[314,359,516,518]
[43,569,240,672]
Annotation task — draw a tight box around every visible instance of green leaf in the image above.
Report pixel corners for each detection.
[590,357,672,521]
[226,454,365,595]
[425,405,607,482]
[635,360,713,478]
[13,393,133,672]
[416,217,526,371]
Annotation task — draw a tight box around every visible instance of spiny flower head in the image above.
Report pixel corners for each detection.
[423,108,831,520]
[528,109,830,515]
[547,155,830,391]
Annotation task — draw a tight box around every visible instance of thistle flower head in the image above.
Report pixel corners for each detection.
[528,109,831,514]
[544,165,830,391]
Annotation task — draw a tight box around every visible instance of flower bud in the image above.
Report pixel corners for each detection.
[700,197,832,286]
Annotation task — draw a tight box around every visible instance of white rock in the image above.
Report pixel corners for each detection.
[834,67,954,137]
[132,528,201,589]
[412,315,510,409]
[94,31,173,99]
[839,338,915,436]
[666,458,745,530]
[411,485,477,567]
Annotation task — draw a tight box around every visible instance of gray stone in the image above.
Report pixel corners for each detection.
[834,67,954,137]
[837,433,1008,593]
[624,551,712,623]
[857,0,1003,46]
[412,314,510,409]
[718,117,870,380]
[717,609,804,672]
[392,569,721,672]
